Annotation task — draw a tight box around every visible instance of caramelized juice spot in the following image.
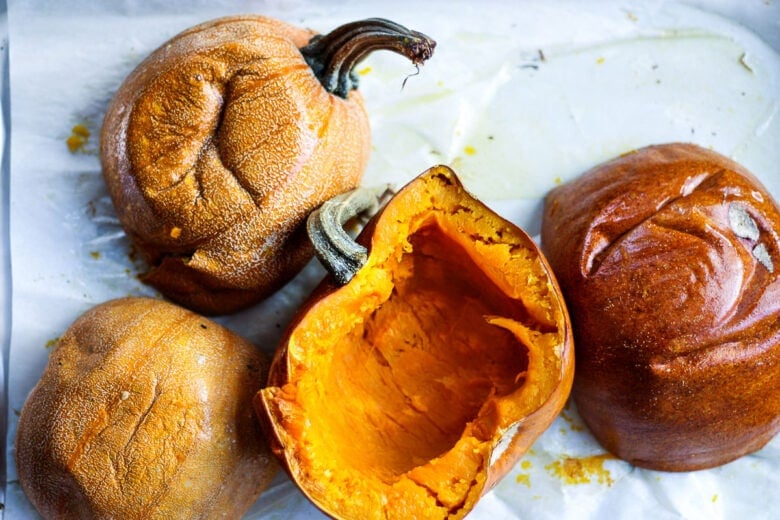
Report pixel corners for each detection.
[67,124,91,153]
[545,454,616,486]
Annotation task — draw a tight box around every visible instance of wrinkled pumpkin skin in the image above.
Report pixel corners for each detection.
[541,143,780,471]
[256,166,574,519]
[15,297,277,519]
[101,16,370,315]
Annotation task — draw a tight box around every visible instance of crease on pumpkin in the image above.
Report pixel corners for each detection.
[583,169,718,277]
[65,309,170,472]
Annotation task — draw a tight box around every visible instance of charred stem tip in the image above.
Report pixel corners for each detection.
[404,31,436,64]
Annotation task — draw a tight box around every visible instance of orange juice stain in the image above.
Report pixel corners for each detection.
[464,145,476,156]
[545,454,616,486]
[515,459,533,487]
[67,124,90,153]
[560,408,585,432]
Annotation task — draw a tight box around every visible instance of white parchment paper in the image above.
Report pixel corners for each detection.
[2,1,779,518]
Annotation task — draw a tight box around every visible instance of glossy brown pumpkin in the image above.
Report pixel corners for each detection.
[256,165,574,519]
[101,16,434,315]
[541,143,780,471]
[15,297,277,519]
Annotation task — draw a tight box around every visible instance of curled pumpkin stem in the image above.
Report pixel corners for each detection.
[301,18,436,98]
[307,184,394,285]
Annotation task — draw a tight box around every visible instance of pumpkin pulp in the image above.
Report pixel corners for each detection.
[260,167,570,518]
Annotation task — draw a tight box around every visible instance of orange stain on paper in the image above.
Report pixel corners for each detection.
[560,407,585,432]
[67,124,91,153]
[515,460,533,487]
[545,454,616,486]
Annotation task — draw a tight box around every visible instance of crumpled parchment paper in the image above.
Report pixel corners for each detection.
[2,0,779,518]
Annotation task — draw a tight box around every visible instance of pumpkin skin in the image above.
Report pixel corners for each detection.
[256,165,574,519]
[15,297,277,519]
[101,16,434,315]
[541,143,780,471]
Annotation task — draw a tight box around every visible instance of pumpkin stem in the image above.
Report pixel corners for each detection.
[307,185,394,285]
[301,18,436,98]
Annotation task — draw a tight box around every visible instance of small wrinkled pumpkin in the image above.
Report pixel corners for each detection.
[541,143,780,471]
[101,16,435,315]
[256,165,574,519]
[15,297,276,519]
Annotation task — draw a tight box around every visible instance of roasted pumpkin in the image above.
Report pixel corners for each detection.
[15,297,277,519]
[256,165,574,519]
[541,143,780,471]
[101,16,435,315]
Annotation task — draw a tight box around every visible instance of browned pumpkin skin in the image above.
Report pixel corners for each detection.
[100,16,434,315]
[15,297,277,519]
[541,143,780,471]
[256,166,574,519]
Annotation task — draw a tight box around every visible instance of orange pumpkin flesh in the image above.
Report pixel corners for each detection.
[101,16,434,315]
[257,166,574,519]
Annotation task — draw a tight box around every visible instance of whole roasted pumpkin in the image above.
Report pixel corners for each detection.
[15,297,277,519]
[541,143,780,471]
[101,16,435,315]
[256,165,574,519]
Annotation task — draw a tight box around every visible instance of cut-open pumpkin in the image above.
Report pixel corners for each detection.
[256,165,574,519]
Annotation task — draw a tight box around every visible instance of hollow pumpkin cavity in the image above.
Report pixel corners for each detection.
[259,166,572,519]
[327,222,532,478]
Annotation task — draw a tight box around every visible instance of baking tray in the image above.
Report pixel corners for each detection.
[2,1,779,518]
